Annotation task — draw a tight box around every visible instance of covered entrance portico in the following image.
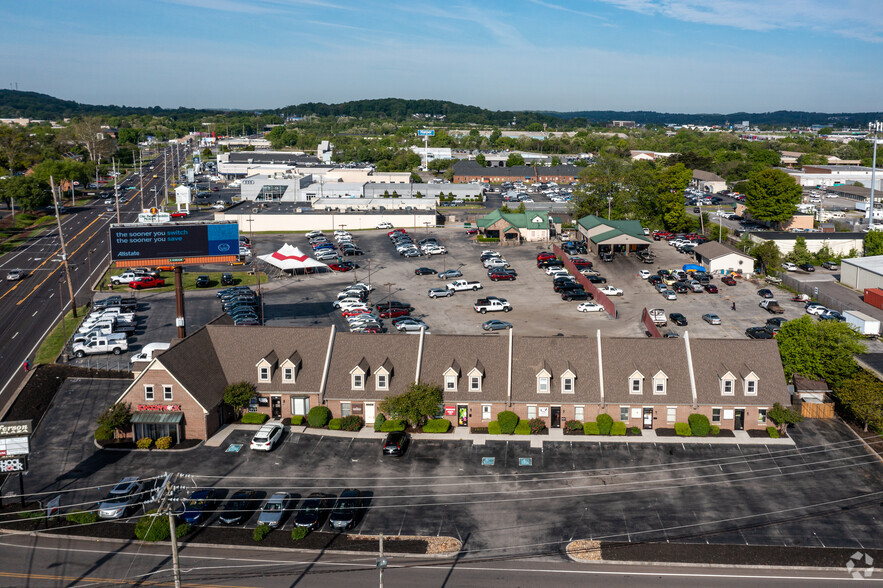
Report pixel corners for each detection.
[131,411,183,443]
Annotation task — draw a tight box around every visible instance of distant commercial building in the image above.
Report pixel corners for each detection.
[452,161,579,184]
[217,151,325,177]
[576,215,651,255]
[745,232,864,257]
[476,209,552,242]
[611,121,636,128]
[692,170,727,193]
[409,146,452,163]
[692,242,755,276]
[782,165,883,191]
[215,201,437,232]
[841,256,883,291]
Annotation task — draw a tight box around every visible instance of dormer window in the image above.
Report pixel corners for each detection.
[283,367,294,382]
[445,374,457,391]
[744,372,758,396]
[259,366,270,382]
[352,373,364,390]
[536,368,551,394]
[629,370,643,395]
[256,351,278,383]
[281,351,301,384]
[374,358,393,391]
[721,371,735,396]
[561,369,575,394]
[468,361,484,392]
[350,357,369,391]
[444,361,460,392]
[376,373,387,390]
[653,371,668,395]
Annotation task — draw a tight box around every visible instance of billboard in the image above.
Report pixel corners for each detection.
[417,129,435,137]
[110,222,239,262]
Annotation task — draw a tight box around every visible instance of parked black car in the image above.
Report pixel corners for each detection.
[329,489,362,530]
[670,313,688,326]
[382,431,409,456]
[294,493,330,530]
[799,263,815,272]
[757,289,774,299]
[219,490,260,525]
[195,275,210,288]
[745,327,774,339]
[221,273,234,286]
[414,267,437,276]
[585,275,607,284]
[562,289,592,301]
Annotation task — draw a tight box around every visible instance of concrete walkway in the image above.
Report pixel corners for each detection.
[206,421,794,447]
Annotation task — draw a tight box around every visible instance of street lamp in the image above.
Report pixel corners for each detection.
[607,196,613,220]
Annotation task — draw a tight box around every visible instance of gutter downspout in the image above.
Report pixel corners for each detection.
[415,326,425,383]
[684,331,698,410]
[597,329,605,410]
[507,326,513,407]
[318,325,336,405]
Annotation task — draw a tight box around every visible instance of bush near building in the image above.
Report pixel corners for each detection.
[497,411,519,434]
[611,422,627,436]
[674,422,691,436]
[241,412,269,425]
[596,413,614,435]
[688,414,711,436]
[422,419,451,433]
[307,406,331,428]
[488,421,502,435]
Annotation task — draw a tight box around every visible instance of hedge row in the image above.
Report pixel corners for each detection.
[380,419,406,432]
[241,412,269,424]
[422,418,451,433]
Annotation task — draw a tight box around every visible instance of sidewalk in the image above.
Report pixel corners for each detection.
[206,422,794,447]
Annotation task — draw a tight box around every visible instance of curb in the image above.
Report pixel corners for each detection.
[2,529,460,559]
[564,552,854,573]
[93,439,205,452]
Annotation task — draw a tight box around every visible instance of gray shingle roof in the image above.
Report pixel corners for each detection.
[510,335,599,403]
[693,241,752,261]
[689,338,788,406]
[419,333,509,402]
[692,170,725,182]
[602,337,693,405]
[324,332,420,400]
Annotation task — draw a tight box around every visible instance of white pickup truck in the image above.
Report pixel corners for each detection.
[647,308,667,326]
[110,272,142,285]
[72,336,129,358]
[474,298,512,314]
[447,280,482,292]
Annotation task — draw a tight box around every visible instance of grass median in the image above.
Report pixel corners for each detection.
[98,269,267,294]
[34,304,91,365]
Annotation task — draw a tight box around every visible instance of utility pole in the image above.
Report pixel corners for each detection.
[50,176,77,317]
[139,149,145,211]
[377,534,387,588]
[163,149,169,208]
[113,158,121,225]
[869,121,882,224]
[58,278,67,360]
[155,473,182,588]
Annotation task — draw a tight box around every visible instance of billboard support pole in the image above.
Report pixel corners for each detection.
[175,266,186,339]
[18,472,24,507]
[49,176,77,318]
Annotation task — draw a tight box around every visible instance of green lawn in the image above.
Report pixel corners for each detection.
[98,269,267,294]
[35,305,90,365]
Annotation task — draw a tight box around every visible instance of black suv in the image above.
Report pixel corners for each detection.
[562,289,592,301]
[585,274,607,284]
[670,313,688,326]
[221,273,234,286]
[195,275,210,288]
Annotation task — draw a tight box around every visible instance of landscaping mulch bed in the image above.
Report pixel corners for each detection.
[96,439,201,451]
[6,364,131,424]
[470,427,489,434]
[844,420,883,460]
[417,426,452,434]
[655,428,678,437]
[714,429,736,438]
[626,428,642,436]
[747,429,786,439]
[563,429,584,436]
[600,541,883,568]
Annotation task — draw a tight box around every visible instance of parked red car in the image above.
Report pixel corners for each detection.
[170,211,188,219]
[536,252,556,261]
[379,307,410,319]
[328,262,355,272]
[721,276,737,286]
[704,284,719,293]
[465,228,479,235]
[129,276,165,289]
[342,308,370,318]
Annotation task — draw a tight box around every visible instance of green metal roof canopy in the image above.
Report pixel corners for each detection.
[131,412,184,424]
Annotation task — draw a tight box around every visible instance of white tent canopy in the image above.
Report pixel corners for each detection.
[258,243,329,271]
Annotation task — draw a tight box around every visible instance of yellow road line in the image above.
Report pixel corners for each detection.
[0,570,254,587]
[12,214,108,306]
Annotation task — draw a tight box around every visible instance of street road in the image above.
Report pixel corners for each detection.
[0,533,873,587]
[0,147,184,415]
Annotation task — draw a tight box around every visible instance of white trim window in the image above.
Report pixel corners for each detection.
[537,376,550,394]
[574,405,584,421]
[144,385,154,402]
[352,373,364,390]
[712,407,722,424]
[653,371,668,395]
[620,406,629,421]
[376,372,388,390]
[561,373,574,394]
[163,385,173,401]
[283,366,294,383]
[259,365,270,382]
[744,374,758,396]
[445,374,457,391]
[481,405,492,421]
[469,376,481,392]
[758,408,768,424]
[527,405,537,420]
[341,402,351,417]
[721,372,735,396]
[666,406,676,423]
[629,371,643,395]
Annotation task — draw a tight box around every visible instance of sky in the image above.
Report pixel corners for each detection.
[2,0,883,113]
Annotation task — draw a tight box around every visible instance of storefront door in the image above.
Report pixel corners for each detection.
[364,403,375,425]
[643,408,653,429]
[458,405,468,427]
[734,409,745,431]
[550,406,561,428]
[271,396,282,419]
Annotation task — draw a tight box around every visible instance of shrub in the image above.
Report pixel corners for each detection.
[488,421,502,435]
[253,523,272,542]
[328,418,342,430]
[66,510,98,524]
[380,419,406,432]
[374,413,386,432]
[307,406,331,428]
[94,425,113,442]
[565,420,583,434]
[630,426,640,435]
[710,425,720,435]
[674,422,691,436]
[136,437,153,450]
[514,421,531,435]
[154,436,172,450]
[291,415,305,426]
[767,426,780,438]
[241,412,269,424]
[688,413,711,437]
[528,418,547,434]
[291,526,309,541]
[422,418,451,433]
[340,415,363,431]
[497,411,519,434]
[134,510,190,542]
[596,413,614,435]
[584,422,600,435]
[610,422,627,436]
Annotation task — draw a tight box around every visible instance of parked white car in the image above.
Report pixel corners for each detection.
[638,270,651,279]
[376,222,393,229]
[483,258,509,269]
[783,262,798,271]
[577,302,605,313]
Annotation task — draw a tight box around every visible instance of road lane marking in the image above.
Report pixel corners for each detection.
[31,311,38,317]
[11,332,17,339]
[0,571,250,588]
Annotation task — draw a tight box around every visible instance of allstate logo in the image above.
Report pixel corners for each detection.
[218,243,231,252]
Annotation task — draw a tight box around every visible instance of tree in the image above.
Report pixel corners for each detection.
[66,117,117,162]
[786,236,813,265]
[864,230,883,256]
[750,240,782,273]
[409,172,423,183]
[515,202,526,213]
[551,156,561,166]
[0,176,50,210]
[506,153,525,167]
[745,169,802,228]
[475,153,486,166]
[797,153,827,167]
[776,316,865,387]
[377,381,442,426]
[223,381,256,416]
[836,370,883,432]
[767,402,803,435]
[489,129,501,147]
[30,159,92,188]
[570,156,625,219]
[853,181,864,188]
[201,147,213,159]
[117,128,143,145]
[0,125,33,173]
[97,403,132,437]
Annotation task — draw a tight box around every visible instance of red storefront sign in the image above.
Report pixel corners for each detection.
[137,404,182,412]
[444,406,456,416]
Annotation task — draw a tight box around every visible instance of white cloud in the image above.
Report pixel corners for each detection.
[596,0,883,42]
[527,0,608,21]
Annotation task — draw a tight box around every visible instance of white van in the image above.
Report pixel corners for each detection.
[130,342,170,364]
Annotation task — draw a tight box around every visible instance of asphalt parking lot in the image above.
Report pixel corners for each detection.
[21,378,883,556]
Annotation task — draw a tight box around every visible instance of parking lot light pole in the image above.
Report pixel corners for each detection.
[607,196,613,220]
[869,121,882,224]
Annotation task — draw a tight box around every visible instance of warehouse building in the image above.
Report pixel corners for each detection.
[841,256,883,291]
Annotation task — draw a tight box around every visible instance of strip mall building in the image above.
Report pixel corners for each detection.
[117,324,789,442]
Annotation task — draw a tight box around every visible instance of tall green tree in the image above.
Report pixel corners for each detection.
[570,157,626,219]
[377,381,443,426]
[767,402,804,435]
[786,236,813,265]
[657,164,693,232]
[836,370,883,432]
[97,403,132,436]
[776,316,865,387]
[475,153,486,166]
[864,230,883,256]
[0,175,49,210]
[506,153,525,167]
[751,240,782,273]
[745,169,802,228]
[223,381,256,416]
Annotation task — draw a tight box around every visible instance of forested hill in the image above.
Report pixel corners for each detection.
[1,90,881,128]
[0,90,222,120]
